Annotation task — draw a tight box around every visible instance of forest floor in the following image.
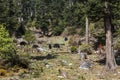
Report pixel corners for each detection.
[1,36,120,80]
[1,51,120,80]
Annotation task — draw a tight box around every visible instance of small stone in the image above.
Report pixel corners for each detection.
[118,72,120,74]
[61,60,67,66]
[69,63,73,66]
[79,61,93,70]
[58,76,64,78]
[45,64,51,68]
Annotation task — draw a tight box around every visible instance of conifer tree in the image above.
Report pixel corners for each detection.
[0,24,16,59]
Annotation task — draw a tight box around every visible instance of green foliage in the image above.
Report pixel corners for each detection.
[114,39,120,50]
[68,36,74,46]
[0,25,30,68]
[114,28,120,49]
[53,26,64,36]
[114,27,120,37]
[0,24,16,59]
[0,0,8,24]
[5,0,19,36]
[70,46,77,53]
[68,27,77,35]
[0,0,120,37]
[79,44,91,53]
[78,27,85,36]
[92,20,105,37]
[35,0,65,36]
[24,30,36,43]
[7,54,30,68]
[26,21,36,28]
[63,1,85,27]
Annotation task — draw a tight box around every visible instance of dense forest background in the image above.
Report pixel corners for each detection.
[0,0,120,36]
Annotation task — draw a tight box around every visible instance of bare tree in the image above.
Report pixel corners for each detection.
[85,16,89,44]
[104,1,117,70]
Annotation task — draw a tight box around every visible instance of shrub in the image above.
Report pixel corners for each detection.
[6,54,30,68]
[0,25,30,69]
[114,39,120,50]
[70,46,77,53]
[68,36,73,46]
[0,24,16,59]
[0,69,7,76]
[79,44,91,53]
[24,30,36,43]
[68,27,76,35]
[53,26,64,36]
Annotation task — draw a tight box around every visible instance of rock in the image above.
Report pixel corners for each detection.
[68,63,73,66]
[79,61,93,70]
[45,64,51,68]
[118,72,120,74]
[78,50,87,61]
[61,71,67,78]
[64,37,68,41]
[61,60,67,66]
[19,41,28,46]
[58,69,67,78]
[32,44,39,48]
[53,44,60,48]
[36,47,46,52]
[57,76,64,78]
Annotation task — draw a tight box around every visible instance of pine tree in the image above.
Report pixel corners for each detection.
[0,0,8,24]
[87,0,120,70]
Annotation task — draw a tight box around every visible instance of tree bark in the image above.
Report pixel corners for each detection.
[104,1,117,70]
[85,16,89,44]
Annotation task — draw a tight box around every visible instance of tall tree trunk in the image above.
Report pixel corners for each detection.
[85,16,89,44]
[104,1,117,70]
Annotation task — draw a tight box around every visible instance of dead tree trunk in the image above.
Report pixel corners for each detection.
[85,16,89,44]
[104,1,117,70]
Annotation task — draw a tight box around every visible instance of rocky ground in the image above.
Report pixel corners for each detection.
[1,50,120,80]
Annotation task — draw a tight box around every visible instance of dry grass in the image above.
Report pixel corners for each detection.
[0,51,120,80]
[20,52,120,80]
